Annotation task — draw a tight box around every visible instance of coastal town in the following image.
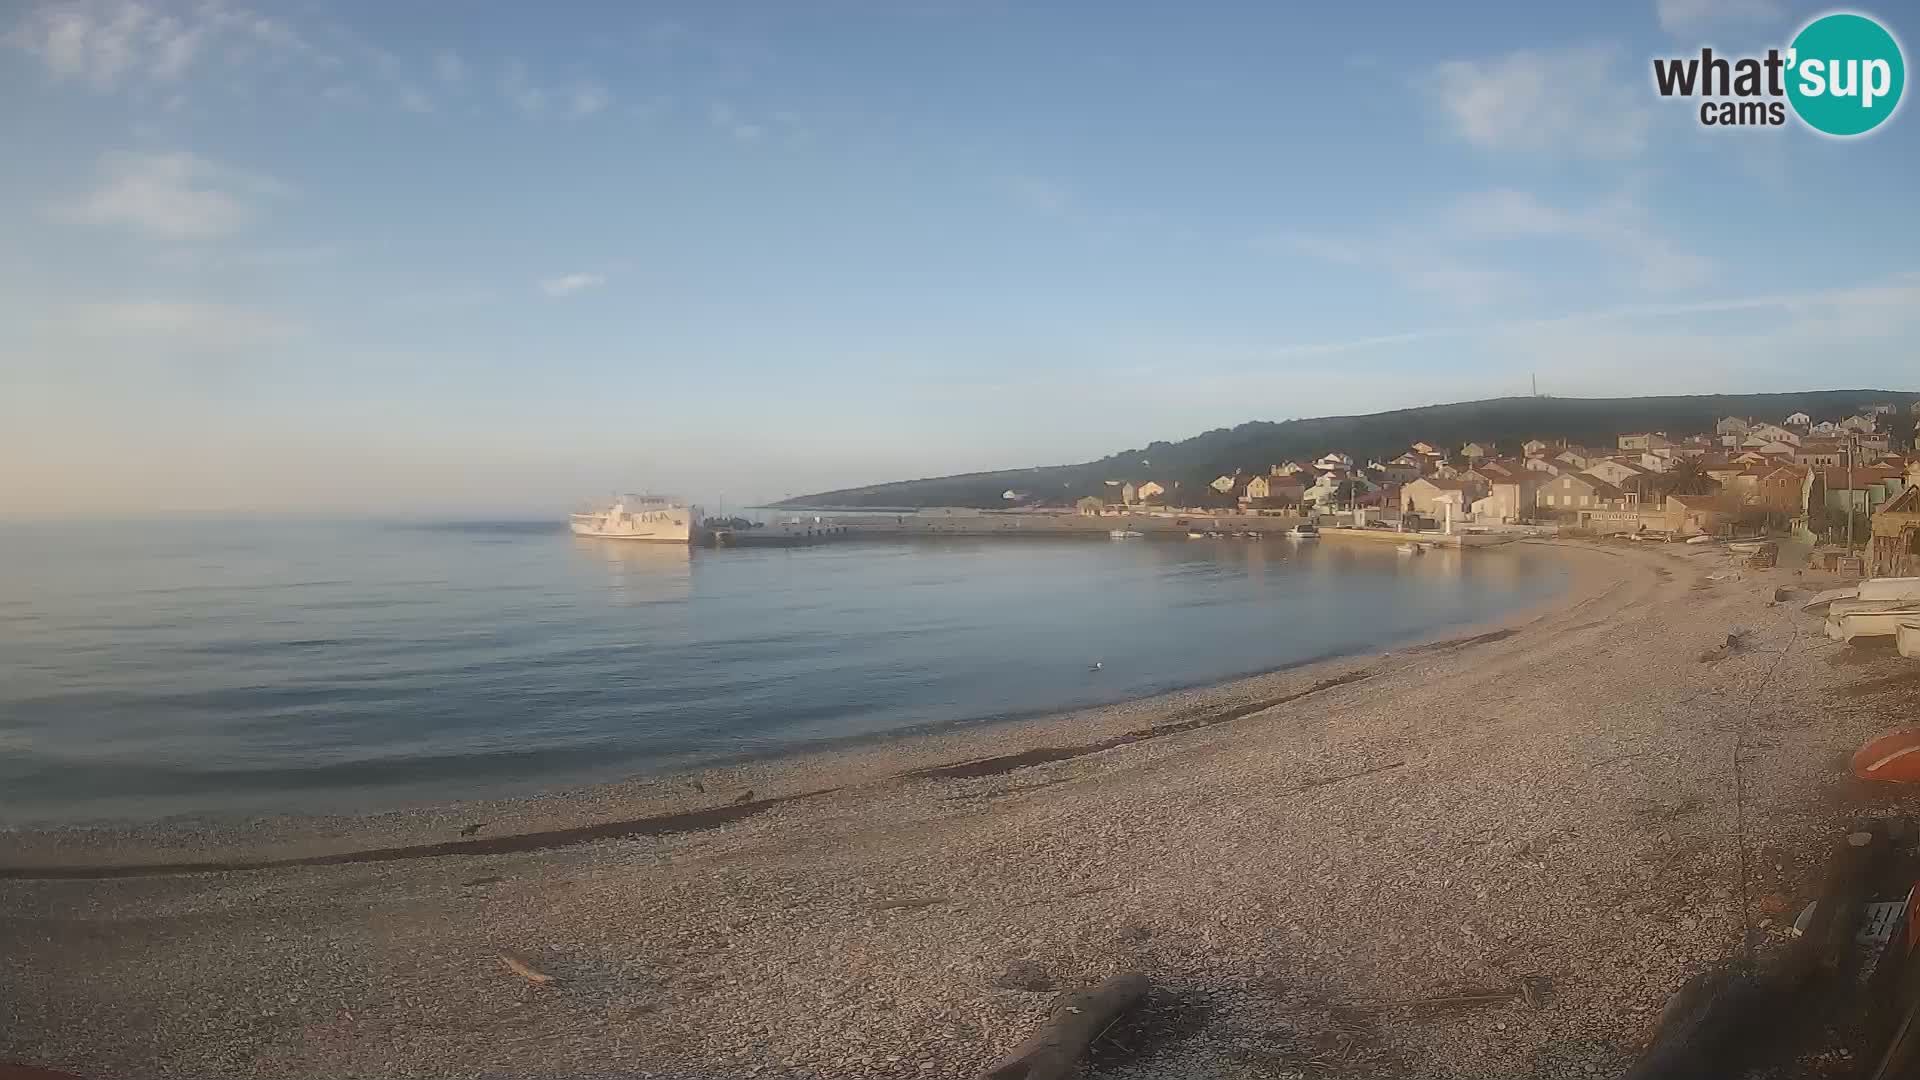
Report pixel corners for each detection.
[1062,399,1920,578]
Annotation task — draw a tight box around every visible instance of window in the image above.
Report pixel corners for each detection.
[1580,495,1591,507]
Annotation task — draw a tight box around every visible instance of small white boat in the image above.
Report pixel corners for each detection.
[1728,541,1765,554]
[1861,578,1920,602]
[1396,542,1422,555]
[1108,529,1144,539]
[1187,531,1209,539]
[1285,523,1320,539]
[1899,620,1920,659]
[1242,531,1262,539]
[1828,608,1920,643]
[1804,586,1858,613]
[1831,597,1920,619]
[1685,534,1716,545]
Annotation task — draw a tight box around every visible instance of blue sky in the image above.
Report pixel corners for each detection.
[2,0,1915,515]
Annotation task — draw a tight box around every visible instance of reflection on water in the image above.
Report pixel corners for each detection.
[0,523,1565,823]
[575,536,692,604]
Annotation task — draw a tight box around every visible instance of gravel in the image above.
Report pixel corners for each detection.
[2,540,1897,1079]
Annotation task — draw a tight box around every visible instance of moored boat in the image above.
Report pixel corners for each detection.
[1285,522,1320,539]
[1108,528,1144,539]
[570,495,698,543]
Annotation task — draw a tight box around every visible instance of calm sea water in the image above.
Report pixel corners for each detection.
[0,521,1568,824]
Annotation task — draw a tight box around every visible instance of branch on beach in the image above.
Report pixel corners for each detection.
[497,951,557,987]
[980,972,1150,1080]
[1278,761,1406,799]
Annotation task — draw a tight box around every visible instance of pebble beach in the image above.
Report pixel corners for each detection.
[4,538,1912,1079]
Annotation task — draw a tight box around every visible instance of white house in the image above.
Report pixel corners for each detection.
[1585,457,1651,487]
[1716,417,1752,437]
[1313,452,1354,472]
[1522,439,1550,457]
[1403,476,1485,516]
[1134,480,1165,501]
[1785,411,1811,426]
[1373,459,1422,484]
[1209,474,1238,494]
[1744,425,1801,448]
[1304,470,1374,507]
[1461,442,1490,460]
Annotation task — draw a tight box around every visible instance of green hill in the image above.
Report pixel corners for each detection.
[780,390,1918,509]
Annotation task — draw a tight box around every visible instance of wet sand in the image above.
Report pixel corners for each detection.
[4,539,1911,1078]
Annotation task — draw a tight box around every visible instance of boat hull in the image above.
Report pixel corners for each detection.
[1900,620,1920,660]
[1889,614,1920,657]
[569,525,689,542]
[1861,578,1920,601]
[1829,609,1920,642]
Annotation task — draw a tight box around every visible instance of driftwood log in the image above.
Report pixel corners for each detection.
[980,972,1149,1080]
[1623,823,1891,1079]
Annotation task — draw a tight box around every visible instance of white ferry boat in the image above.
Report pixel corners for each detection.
[569,495,697,543]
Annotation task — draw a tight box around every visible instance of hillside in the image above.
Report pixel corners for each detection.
[780,390,1918,508]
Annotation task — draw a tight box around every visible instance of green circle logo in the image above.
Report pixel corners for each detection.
[1786,13,1905,136]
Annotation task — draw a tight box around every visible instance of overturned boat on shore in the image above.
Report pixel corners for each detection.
[1804,577,1920,615]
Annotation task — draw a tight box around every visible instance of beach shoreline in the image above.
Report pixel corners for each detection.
[0,539,1600,871]
[6,537,1911,1080]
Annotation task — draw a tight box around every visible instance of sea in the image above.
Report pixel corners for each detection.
[0,520,1570,824]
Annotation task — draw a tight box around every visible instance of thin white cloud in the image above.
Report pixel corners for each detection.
[1450,188,1716,291]
[1279,232,1518,309]
[999,174,1073,215]
[398,84,433,113]
[539,272,607,297]
[569,81,611,116]
[47,299,297,351]
[433,49,464,85]
[1243,272,1920,361]
[150,245,338,270]
[47,150,286,238]
[1655,0,1784,34]
[1427,44,1649,159]
[501,59,546,115]
[708,102,763,141]
[5,0,309,90]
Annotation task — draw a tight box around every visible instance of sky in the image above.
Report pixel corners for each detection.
[2,0,1916,516]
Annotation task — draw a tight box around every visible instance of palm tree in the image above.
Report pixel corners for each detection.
[1660,458,1719,499]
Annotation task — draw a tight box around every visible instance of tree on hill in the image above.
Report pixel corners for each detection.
[779,390,1919,508]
